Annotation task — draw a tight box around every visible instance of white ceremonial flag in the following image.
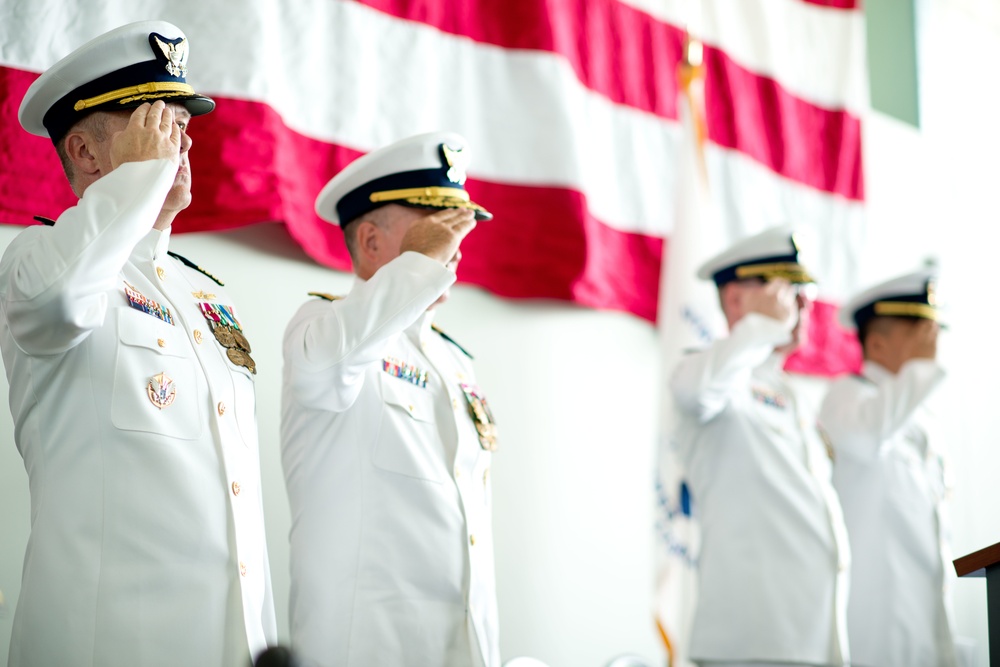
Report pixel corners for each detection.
[653,38,726,667]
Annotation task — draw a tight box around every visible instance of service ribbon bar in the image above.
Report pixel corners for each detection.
[382,356,429,388]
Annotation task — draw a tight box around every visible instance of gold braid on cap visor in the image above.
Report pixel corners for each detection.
[734,262,814,284]
[873,302,939,320]
[369,186,488,214]
[74,82,196,111]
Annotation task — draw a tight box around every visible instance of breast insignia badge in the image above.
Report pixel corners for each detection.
[147,372,176,409]
[197,302,256,374]
[460,383,498,451]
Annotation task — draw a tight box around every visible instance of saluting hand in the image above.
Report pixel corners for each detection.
[110,100,182,170]
[743,278,798,329]
[902,318,939,362]
[399,208,477,266]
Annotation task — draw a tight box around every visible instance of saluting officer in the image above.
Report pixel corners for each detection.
[281,132,500,667]
[819,270,963,667]
[669,226,850,667]
[2,22,275,667]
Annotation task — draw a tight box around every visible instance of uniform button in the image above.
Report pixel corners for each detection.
[452,398,459,409]
[454,467,462,479]
[469,535,476,546]
[157,338,166,348]
[838,560,847,573]
[194,330,203,344]
[217,402,227,416]
[483,468,490,486]
[456,372,465,381]
[231,481,241,497]
[408,405,414,412]
[239,561,247,577]
[156,266,165,281]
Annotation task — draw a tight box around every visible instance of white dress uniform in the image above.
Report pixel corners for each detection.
[821,359,957,667]
[281,251,500,667]
[670,312,851,666]
[1,161,276,667]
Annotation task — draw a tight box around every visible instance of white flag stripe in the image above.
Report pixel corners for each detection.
[705,144,866,299]
[699,0,868,113]
[615,0,867,113]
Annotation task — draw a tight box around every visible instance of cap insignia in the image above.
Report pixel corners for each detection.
[150,33,189,78]
[926,279,937,306]
[441,143,468,185]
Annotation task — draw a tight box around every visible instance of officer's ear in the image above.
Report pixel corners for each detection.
[355,219,382,260]
[719,282,742,319]
[860,316,894,360]
[61,113,112,182]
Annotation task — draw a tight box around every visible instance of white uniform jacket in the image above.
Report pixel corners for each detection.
[281,251,499,667]
[819,359,957,667]
[670,313,850,666]
[1,160,276,667]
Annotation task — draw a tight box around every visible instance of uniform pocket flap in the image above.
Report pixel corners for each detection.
[118,308,189,357]
[379,371,436,423]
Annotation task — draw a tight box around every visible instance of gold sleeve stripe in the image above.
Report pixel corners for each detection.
[74,82,196,111]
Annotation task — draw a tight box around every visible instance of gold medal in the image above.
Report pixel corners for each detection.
[227,347,246,367]
[475,422,498,451]
[214,325,236,347]
[460,382,498,452]
[232,329,251,353]
[197,302,256,373]
[242,352,257,375]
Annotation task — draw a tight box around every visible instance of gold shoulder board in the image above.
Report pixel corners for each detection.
[308,292,342,301]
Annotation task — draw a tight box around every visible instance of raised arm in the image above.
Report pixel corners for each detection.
[820,359,945,458]
[283,208,475,411]
[670,312,792,422]
[0,103,181,356]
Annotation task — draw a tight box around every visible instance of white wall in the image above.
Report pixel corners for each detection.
[3,3,1000,665]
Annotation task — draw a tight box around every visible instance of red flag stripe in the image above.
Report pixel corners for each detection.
[0,84,665,321]
[0,63,863,316]
[799,0,859,8]
[786,300,863,375]
[1,39,862,225]
[703,45,865,202]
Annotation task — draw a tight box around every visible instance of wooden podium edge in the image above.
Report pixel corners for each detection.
[954,540,1000,578]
